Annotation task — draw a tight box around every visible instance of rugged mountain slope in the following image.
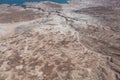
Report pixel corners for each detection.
[0,1,120,80]
[70,0,120,8]
[74,6,120,80]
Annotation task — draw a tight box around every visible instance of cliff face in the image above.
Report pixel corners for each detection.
[0,1,120,80]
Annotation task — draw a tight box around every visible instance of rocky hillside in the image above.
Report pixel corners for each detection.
[0,0,120,80]
[70,0,120,8]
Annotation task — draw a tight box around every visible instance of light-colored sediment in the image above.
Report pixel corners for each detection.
[0,1,120,80]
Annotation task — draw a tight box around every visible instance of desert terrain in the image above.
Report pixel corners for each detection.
[0,0,120,80]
